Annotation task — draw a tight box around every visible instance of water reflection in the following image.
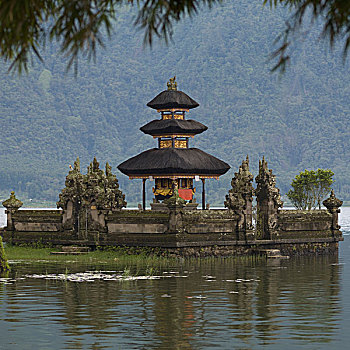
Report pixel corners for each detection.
[1,204,349,349]
[0,255,342,349]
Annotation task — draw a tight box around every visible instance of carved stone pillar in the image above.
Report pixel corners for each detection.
[323,190,343,239]
[255,157,283,240]
[224,156,254,240]
[2,191,23,231]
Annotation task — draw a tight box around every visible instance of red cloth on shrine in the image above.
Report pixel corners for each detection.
[178,189,193,200]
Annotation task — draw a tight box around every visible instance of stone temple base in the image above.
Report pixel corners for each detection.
[150,202,198,211]
[150,202,168,211]
[0,205,343,258]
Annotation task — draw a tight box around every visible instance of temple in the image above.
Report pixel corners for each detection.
[0,79,345,257]
[117,77,230,210]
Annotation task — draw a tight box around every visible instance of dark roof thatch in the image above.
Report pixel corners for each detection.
[140,119,207,136]
[118,148,230,177]
[147,90,199,110]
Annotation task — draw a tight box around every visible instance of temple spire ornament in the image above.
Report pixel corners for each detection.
[167,76,177,91]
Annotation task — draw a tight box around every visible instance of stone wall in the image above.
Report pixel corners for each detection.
[277,210,336,239]
[12,210,62,232]
[106,210,169,234]
[1,206,236,240]
[183,209,238,235]
[1,206,342,251]
[160,241,340,258]
[0,187,343,256]
[2,209,69,244]
[278,210,332,239]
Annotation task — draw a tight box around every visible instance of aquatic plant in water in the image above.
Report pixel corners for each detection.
[24,271,168,282]
[145,266,156,276]
[0,236,10,273]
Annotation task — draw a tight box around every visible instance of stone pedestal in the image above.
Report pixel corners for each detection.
[183,202,198,211]
[150,202,169,212]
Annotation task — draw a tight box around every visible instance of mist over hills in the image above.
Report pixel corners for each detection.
[0,1,349,206]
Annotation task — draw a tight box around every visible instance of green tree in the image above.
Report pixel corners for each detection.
[0,0,350,73]
[287,169,334,210]
[314,169,335,209]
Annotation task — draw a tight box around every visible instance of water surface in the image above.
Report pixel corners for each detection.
[0,208,350,349]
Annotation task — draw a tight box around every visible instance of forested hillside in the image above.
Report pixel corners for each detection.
[1,1,350,206]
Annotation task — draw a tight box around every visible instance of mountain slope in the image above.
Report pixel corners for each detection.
[0,1,349,205]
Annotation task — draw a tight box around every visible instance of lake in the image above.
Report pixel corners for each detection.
[1,208,350,349]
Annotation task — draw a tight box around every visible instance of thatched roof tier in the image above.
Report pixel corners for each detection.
[147,90,199,110]
[140,119,207,136]
[117,148,230,178]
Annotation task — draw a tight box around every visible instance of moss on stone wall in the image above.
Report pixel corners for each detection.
[107,210,169,218]
[278,242,338,256]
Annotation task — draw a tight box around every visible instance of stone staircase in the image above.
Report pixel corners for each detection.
[257,249,289,259]
[50,246,90,255]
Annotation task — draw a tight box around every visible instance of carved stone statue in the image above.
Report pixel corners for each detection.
[323,189,343,237]
[57,157,84,208]
[104,162,128,210]
[57,157,127,233]
[58,157,126,211]
[56,157,85,232]
[2,191,23,231]
[2,191,23,210]
[255,157,283,239]
[165,181,185,233]
[224,156,254,239]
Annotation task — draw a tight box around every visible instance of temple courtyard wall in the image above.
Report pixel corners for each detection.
[0,207,343,257]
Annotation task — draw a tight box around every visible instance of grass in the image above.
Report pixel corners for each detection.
[4,245,176,268]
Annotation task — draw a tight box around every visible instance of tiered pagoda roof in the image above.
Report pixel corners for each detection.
[140,119,207,137]
[118,148,229,178]
[117,77,230,180]
[147,89,199,110]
